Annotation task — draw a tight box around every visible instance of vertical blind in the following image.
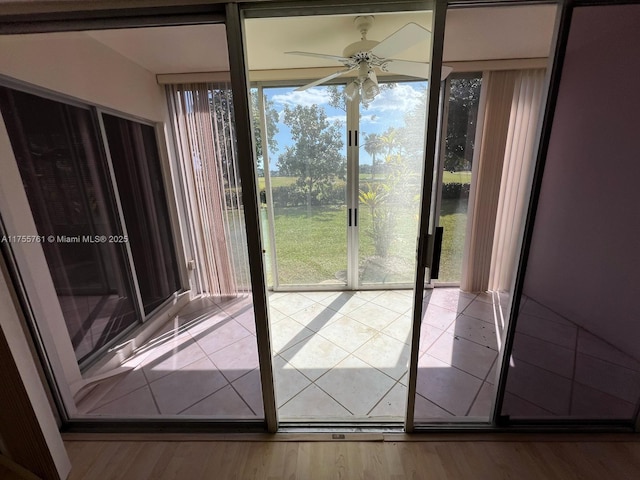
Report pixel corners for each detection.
[489,69,546,292]
[461,69,546,293]
[168,83,250,296]
[461,70,518,293]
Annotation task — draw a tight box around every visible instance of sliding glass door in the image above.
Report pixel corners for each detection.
[101,113,182,315]
[244,2,438,423]
[0,88,140,364]
[260,85,348,288]
[0,88,183,367]
[258,79,430,290]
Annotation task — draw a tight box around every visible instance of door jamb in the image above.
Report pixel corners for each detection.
[405,0,448,432]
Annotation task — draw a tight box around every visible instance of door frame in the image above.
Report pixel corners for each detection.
[405,0,448,432]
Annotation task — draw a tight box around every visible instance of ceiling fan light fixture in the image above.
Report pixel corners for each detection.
[361,77,380,103]
[344,80,360,101]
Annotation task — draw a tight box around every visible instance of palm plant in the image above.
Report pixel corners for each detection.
[362,133,384,180]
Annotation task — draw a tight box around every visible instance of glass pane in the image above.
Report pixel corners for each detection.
[0,87,139,363]
[246,6,434,422]
[263,85,348,287]
[413,3,557,423]
[435,74,481,283]
[502,4,640,422]
[1,24,265,422]
[358,80,427,286]
[102,114,181,314]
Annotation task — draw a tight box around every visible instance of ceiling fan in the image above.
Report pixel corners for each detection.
[286,15,453,104]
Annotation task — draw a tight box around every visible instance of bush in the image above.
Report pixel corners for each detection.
[441,182,470,199]
[268,181,346,207]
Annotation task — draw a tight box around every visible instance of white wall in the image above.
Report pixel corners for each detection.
[0,31,165,120]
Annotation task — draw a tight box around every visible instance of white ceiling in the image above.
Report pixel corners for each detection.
[244,11,433,71]
[86,25,230,74]
[43,4,556,75]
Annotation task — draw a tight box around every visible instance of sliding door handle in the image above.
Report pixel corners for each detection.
[348,208,352,227]
[354,208,358,227]
[431,226,444,279]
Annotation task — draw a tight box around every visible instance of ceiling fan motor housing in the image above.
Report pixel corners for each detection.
[342,40,380,59]
[343,16,379,59]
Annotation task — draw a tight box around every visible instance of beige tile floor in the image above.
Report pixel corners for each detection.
[502,295,640,419]
[77,288,506,421]
[76,287,640,422]
[270,288,502,421]
[77,287,640,422]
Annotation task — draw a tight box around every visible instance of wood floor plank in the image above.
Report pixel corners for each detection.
[114,442,172,480]
[156,442,211,480]
[63,439,640,480]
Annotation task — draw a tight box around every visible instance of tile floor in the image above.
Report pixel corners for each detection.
[269,288,502,421]
[502,295,640,419]
[76,288,639,423]
[77,288,503,421]
[77,295,264,418]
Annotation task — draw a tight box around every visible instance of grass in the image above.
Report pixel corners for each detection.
[255,171,472,285]
[257,176,297,190]
[436,198,468,282]
[443,171,472,184]
[261,197,466,286]
[267,204,419,285]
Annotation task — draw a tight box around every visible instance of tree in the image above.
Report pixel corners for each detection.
[250,89,279,170]
[209,88,236,187]
[362,133,384,180]
[445,77,481,172]
[278,104,345,200]
[327,84,346,112]
[380,127,404,174]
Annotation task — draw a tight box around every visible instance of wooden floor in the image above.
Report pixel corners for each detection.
[61,434,640,480]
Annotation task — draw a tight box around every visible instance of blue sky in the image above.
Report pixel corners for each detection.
[263,81,427,169]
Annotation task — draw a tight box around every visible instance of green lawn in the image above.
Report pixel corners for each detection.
[436,198,468,282]
[267,204,418,285]
[261,197,466,286]
[255,170,471,285]
[443,171,471,184]
[258,176,297,190]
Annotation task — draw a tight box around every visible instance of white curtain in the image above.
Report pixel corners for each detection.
[461,70,518,292]
[489,69,546,292]
[168,83,247,296]
[461,69,546,293]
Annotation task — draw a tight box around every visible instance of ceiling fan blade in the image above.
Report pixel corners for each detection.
[370,23,429,59]
[383,59,430,78]
[285,51,351,64]
[295,68,353,92]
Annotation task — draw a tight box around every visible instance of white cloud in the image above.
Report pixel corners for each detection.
[367,83,426,113]
[327,114,347,124]
[271,88,331,108]
[359,114,379,125]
